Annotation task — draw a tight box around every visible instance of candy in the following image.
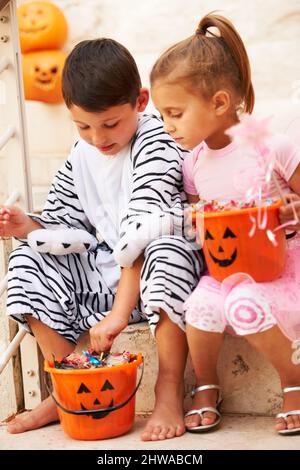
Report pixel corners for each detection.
[53,348,132,369]
[193,197,279,214]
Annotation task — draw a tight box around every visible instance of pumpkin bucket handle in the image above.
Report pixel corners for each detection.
[44,356,144,417]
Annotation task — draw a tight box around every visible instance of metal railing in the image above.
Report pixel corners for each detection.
[0,1,39,409]
[0,191,27,375]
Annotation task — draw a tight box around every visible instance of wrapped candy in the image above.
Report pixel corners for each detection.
[53,348,132,369]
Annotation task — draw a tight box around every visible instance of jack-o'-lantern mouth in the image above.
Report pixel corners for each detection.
[208,248,238,267]
[20,25,48,34]
[34,78,57,90]
[80,398,114,420]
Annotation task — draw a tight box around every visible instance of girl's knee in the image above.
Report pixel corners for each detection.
[224,285,276,335]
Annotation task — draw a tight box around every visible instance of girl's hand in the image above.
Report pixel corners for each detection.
[89,312,128,353]
[184,205,203,246]
[0,205,42,238]
[279,193,300,231]
[184,205,197,240]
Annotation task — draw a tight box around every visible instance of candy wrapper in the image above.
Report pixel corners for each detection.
[193,197,278,214]
[53,348,132,369]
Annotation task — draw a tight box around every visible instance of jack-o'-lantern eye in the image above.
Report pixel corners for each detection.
[205,230,214,240]
[101,380,114,391]
[77,382,91,394]
[223,227,237,239]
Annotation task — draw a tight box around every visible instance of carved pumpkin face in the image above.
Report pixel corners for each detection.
[18,1,68,53]
[22,50,66,103]
[77,379,115,420]
[205,226,237,267]
[196,202,286,282]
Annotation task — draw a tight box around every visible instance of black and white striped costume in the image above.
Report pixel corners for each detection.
[7,114,204,343]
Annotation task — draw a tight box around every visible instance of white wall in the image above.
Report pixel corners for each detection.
[19,0,300,205]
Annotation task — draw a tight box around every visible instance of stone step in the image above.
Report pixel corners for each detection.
[1,415,299,450]
[77,323,282,416]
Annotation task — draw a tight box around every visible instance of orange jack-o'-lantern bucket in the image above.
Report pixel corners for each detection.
[193,200,286,282]
[44,354,143,440]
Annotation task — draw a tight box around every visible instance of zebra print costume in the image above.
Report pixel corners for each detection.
[7,114,204,343]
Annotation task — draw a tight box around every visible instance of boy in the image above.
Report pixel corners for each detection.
[1,39,203,441]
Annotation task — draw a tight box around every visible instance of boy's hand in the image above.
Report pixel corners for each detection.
[89,312,128,353]
[279,194,300,231]
[0,205,41,238]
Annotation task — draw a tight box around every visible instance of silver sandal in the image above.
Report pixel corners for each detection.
[185,384,222,433]
[276,386,300,435]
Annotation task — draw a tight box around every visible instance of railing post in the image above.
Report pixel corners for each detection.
[0,0,41,414]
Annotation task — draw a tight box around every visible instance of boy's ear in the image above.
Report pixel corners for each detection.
[137,87,149,112]
[212,90,231,116]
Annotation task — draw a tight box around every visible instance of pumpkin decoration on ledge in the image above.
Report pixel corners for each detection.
[22,49,66,103]
[18,1,68,53]
[18,1,68,104]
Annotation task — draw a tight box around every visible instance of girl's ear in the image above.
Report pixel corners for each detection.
[137,88,149,112]
[212,90,231,116]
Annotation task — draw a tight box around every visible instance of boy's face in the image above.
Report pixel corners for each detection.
[70,90,148,156]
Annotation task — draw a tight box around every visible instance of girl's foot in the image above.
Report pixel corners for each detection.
[141,378,185,441]
[184,386,220,430]
[7,396,59,434]
[275,387,300,432]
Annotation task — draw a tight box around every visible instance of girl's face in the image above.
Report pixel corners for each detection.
[70,89,148,156]
[151,81,223,150]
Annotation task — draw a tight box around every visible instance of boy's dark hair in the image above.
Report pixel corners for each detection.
[62,38,142,112]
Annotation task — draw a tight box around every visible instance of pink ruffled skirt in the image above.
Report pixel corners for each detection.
[184,236,300,341]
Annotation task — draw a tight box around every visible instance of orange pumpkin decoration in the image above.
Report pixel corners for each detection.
[22,50,66,103]
[45,354,143,440]
[18,1,68,53]
[194,201,286,282]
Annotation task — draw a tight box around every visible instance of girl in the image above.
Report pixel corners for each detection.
[0,38,203,441]
[150,13,300,435]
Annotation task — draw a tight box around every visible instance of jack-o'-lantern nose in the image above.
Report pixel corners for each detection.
[93,398,101,405]
[218,246,224,253]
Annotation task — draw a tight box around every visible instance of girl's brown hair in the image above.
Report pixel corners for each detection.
[150,13,254,113]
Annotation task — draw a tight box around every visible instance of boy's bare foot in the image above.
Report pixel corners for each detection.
[275,388,300,432]
[141,379,185,441]
[7,396,59,434]
[184,387,219,430]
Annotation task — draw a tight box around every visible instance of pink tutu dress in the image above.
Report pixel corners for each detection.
[184,235,300,341]
[183,134,300,342]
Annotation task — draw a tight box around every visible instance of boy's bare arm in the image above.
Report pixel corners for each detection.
[89,254,144,352]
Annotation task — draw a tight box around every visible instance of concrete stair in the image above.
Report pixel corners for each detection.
[2,323,293,451]
[77,322,282,417]
[1,415,299,450]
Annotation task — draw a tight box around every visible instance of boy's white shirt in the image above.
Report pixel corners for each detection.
[71,140,133,249]
[28,113,179,272]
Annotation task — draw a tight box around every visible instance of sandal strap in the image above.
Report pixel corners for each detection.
[191,384,222,404]
[185,406,221,419]
[276,410,300,420]
[283,386,300,393]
